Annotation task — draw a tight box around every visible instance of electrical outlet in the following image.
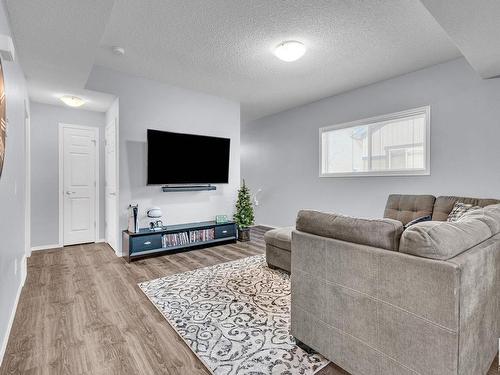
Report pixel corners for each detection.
[14,258,17,275]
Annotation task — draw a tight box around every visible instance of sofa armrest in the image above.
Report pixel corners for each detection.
[296,209,403,251]
[400,203,500,260]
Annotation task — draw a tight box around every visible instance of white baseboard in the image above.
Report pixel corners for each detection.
[31,243,61,251]
[20,255,27,287]
[0,255,27,367]
[32,240,106,252]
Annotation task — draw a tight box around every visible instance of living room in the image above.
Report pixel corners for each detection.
[0,1,499,375]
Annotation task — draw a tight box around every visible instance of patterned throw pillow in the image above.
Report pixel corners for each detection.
[404,215,432,229]
[447,202,481,222]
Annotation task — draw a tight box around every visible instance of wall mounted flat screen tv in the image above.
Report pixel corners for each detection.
[147,129,230,184]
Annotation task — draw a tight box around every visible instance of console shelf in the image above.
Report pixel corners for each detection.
[122,220,237,261]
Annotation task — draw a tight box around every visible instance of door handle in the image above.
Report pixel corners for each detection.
[109,192,116,196]
[65,191,76,195]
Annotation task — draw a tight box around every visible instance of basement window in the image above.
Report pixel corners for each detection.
[319,106,430,177]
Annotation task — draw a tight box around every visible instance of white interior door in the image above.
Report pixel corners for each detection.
[105,119,118,252]
[62,125,97,245]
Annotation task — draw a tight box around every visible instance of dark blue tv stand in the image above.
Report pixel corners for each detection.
[122,220,237,261]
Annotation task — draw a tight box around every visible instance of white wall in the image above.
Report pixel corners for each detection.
[30,102,106,247]
[86,67,240,244]
[0,3,30,364]
[242,58,500,226]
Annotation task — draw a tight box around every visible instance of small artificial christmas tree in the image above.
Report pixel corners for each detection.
[233,179,255,241]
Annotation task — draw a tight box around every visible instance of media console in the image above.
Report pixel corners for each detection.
[122,220,237,261]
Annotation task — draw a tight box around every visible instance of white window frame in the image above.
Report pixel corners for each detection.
[319,106,430,177]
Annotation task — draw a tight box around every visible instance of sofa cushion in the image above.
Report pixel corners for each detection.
[460,204,500,233]
[404,215,432,229]
[432,196,500,221]
[400,204,500,260]
[264,226,293,251]
[446,202,480,222]
[384,194,436,225]
[296,210,403,251]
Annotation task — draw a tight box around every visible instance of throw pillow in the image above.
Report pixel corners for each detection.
[404,215,432,229]
[447,202,481,222]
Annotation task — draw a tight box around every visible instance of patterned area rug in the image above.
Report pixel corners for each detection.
[138,255,329,375]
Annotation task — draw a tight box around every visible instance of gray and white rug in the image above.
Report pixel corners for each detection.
[138,255,329,375]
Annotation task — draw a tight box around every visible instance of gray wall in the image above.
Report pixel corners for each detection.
[242,58,500,226]
[30,102,106,247]
[86,67,240,252]
[0,3,29,360]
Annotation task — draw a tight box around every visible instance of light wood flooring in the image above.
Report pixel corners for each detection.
[1,227,498,375]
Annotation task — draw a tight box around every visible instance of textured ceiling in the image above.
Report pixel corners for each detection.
[420,0,500,79]
[5,0,462,117]
[94,0,460,121]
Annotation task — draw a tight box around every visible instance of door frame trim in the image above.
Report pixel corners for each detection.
[58,123,100,246]
[24,100,31,259]
[105,116,120,255]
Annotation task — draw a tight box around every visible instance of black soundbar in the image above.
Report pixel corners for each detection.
[162,185,216,192]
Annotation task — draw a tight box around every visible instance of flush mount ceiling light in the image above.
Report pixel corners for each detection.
[112,46,125,56]
[60,95,85,107]
[274,40,306,62]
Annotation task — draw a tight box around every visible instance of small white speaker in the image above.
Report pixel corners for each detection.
[147,207,163,219]
[0,34,15,62]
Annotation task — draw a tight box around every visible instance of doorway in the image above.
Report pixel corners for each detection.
[59,124,99,246]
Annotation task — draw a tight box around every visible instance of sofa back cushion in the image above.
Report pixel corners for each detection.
[384,194,436,225]
[432,196,500,221]
[296,210,403,251]
[399,204,500,260]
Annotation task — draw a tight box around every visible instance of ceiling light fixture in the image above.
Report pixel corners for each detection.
[112,46,125,56]
[60,95,86,107]
[274,41,306,62]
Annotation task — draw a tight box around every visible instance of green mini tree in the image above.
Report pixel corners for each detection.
[233,179,255,229]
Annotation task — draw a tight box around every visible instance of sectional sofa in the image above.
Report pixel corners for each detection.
[288,195,500,375]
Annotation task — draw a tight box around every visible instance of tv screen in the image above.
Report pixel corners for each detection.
[147,129,230,184]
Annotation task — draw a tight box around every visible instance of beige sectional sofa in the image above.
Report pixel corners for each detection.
[290,195,500,375]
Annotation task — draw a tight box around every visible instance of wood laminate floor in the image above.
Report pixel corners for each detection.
[1,227,498,375]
